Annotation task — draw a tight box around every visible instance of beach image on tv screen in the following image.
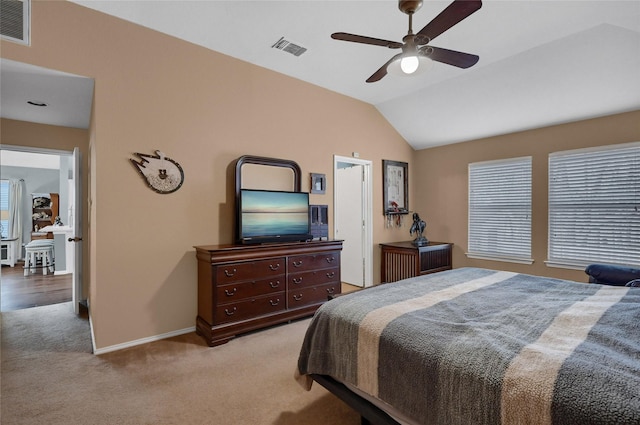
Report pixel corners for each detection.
[241,191,308,236]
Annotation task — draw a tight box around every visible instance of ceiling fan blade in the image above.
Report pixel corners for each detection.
[417,0,482,43]
[366,53,403,83]
[423,46,479,69]
[331,32,403,49]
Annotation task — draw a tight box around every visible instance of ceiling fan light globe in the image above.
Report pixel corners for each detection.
[388,55,433,78]
[400,56,419,74]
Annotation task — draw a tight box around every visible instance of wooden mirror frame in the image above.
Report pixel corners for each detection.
[235,155,301,194]
[234,155,302,242]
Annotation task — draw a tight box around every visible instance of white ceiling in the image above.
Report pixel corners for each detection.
[0,59,94,130]
[0,149,61,169]
[2,1,639,150]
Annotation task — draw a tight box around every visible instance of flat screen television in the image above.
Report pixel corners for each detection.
[238,189,311,244]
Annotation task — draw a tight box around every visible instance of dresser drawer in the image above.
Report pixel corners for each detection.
[216,276,284,302]
[215,292,286,324]
[288,251,340,272]
[289,283,341,309]
[215,258,285,284]
[289,266,339,289]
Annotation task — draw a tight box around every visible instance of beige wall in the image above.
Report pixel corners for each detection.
[414,110,640,283]
[1,1,413,350]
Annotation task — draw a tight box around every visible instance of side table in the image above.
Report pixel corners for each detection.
[380,241,453,283]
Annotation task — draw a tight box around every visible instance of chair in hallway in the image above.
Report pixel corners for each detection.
[24,239,55,276]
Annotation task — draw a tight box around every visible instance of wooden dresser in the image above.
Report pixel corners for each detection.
[194,240,342,346]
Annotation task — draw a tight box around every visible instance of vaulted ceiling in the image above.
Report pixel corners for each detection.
[2,1,639,150]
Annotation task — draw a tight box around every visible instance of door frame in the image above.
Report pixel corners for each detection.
[0,144,83,311]
[333,155,373,288]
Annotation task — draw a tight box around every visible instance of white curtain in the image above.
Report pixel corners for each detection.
[8,179,24,260]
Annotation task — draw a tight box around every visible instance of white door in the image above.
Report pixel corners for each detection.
[336,164,363,285]
[334,156,373,288]
[71,147,83,315]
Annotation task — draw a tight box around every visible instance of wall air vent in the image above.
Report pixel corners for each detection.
[0,0,30,45]
[271,37,307,57]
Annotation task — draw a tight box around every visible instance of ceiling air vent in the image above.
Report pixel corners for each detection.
[0,0,30,45]
[271,37,307,57]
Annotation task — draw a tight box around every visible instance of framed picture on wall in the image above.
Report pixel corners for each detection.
[310,173,326,194]
[383,160,408,214]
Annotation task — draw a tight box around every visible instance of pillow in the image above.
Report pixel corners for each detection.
[626,279,640,288]
[585,264,640,286]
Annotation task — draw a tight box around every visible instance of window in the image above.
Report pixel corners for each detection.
[468,157,532,264]
[0,180,8,238]
[548,142,640,268]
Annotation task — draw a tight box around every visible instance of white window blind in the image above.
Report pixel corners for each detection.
[0,180,9,238]
[468,157,532,263]
[548,142,640,268]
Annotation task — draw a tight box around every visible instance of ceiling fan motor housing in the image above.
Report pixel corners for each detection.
[399,0,423,15]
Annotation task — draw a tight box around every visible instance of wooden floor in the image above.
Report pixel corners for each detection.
[1,261,72,311]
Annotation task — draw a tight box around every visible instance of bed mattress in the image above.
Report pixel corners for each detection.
[296,267,640,424]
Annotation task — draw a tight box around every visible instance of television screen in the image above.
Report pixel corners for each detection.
[239,189,310,244]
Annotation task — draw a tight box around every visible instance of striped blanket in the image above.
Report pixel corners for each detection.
[296,268,640,425]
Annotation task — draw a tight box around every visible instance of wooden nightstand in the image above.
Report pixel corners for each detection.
[380,241,453,283]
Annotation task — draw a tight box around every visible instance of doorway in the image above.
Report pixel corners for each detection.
[0,147,81,312]
[334,155,373,288]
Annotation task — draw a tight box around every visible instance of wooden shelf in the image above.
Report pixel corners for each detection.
[31,193,58,240]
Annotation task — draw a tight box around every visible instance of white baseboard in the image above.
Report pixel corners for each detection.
[89,314,97,354]
[93,326,196,355]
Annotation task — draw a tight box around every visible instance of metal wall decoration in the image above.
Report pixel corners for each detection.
[130,150,184,194]
[310,173,326,194]
[383,159,409,227]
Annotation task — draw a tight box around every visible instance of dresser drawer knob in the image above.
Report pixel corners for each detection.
[326,287,336,294]
[224,268,237,277]
[293,294,303,301]
[270,299,280,306]
[224,307,237,316]
[325,256,335,263]
[293,277,303,284]
[326,272,335,278]
[292,260,303,268]
[224,288,237,297]
[269,281,280,288]
[269,263,281,271]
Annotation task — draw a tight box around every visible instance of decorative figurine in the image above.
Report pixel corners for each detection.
[410,212,428,246]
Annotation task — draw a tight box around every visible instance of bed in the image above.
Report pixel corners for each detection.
[295,267,640,425]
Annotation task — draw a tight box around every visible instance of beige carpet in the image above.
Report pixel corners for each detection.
[1,302,359,425]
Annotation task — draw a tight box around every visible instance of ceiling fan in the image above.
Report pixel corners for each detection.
[331,0,482,83]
